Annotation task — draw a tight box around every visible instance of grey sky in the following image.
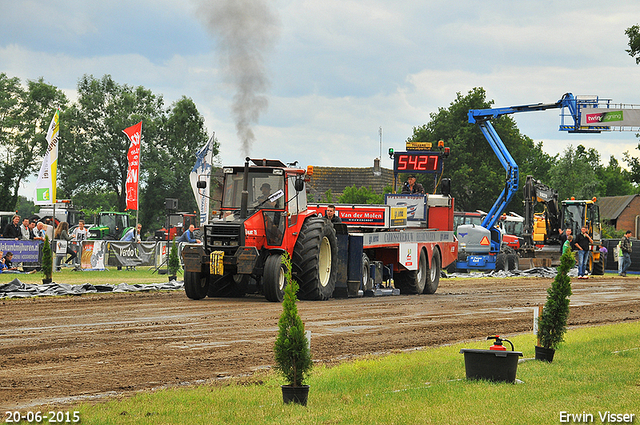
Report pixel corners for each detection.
[2,0,640,186]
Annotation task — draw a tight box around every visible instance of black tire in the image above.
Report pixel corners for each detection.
[424,249,440,294]
[495,253,507,271]
[507,254,519,271]
[292,217,337,300]
[207,273,249,298]
[184,271,209,300]
[263,254,287,302]
[362,253,372,291]
[395,249,427,294]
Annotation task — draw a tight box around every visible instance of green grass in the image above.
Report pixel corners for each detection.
[0,267,175,286]
[71,321,640,425]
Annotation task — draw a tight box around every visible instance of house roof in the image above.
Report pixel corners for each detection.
[598,195,638,220]
[307,165,398,201]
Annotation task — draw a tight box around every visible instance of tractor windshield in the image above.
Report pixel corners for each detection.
[222,172,285,210]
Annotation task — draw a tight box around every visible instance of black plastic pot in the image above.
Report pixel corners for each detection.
[169,275,177,282]
[460,349,523,383]
[534,345,555,362]
[42,278,52,285]
[281,385,309,406]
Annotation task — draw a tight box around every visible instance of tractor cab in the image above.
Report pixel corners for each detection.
[561,198,601,245]
[89,212,132,240]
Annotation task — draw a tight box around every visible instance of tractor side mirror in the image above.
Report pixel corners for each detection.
[294,177,305,192]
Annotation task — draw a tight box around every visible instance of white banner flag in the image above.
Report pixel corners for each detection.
[190,134,215,227]
[34,110,60,205]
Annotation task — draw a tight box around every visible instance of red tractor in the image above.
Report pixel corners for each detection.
[182,158,338,302]
[155,212,198,241]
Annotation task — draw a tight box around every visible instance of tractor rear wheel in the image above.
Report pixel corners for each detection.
[263,253,287,302]
[424,249,440,294]
[292,217,337,300]
[395,249,427,294]
[184,271,209,300]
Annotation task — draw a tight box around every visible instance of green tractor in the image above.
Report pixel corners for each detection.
[88,212,133,240]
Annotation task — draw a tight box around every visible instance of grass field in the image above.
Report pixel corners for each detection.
[70,321,640,425]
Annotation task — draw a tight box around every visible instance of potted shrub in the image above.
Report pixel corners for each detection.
[41,235,53,284]
[536,248,573,362]
[274,252,312,405]
[167,237,180,281]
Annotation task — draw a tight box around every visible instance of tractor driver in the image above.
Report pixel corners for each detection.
[256,183,277,208]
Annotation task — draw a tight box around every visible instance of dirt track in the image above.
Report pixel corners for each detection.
[1,275,639,410]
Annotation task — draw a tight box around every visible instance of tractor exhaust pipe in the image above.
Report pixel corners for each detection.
[240,157,250,219]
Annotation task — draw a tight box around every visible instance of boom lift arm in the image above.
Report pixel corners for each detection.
[467,92,603,233]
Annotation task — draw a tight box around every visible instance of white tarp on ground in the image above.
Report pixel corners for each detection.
[0,278,184,299]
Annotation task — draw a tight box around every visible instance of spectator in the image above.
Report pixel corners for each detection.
[19,217,31,240]
[120,223,142,242]
[28,220,38,240]
[72,219,90,243]
[0,250,6,272]
[54,221,77,269]
[33,222,46,242]
[3,251,19,271]
[177,224,201,244]
[43,219,54,241]
[562,235,573,255]
[620,230,633,277]
[325,205,342,224]
[4,215,21,240]
[574,226,593,279]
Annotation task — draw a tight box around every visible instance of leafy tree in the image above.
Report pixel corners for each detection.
[548,145,600,201]
[16,196,38,219]
[0,74,67,211]
[59,74,165,213]
[140,96,214,231]
[406,87,554,212]
[537,249,573,350]
[338,185,382,204]
[623,144,640,190]
[598,155,635,196]
[625,24,640,64]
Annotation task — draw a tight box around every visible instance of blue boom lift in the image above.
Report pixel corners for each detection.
[455,93,609,272]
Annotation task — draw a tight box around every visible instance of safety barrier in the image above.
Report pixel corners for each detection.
[0,239,191,271]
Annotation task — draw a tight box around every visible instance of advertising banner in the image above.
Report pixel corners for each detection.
[385,194,427,221]
[34,110,60,205]
[81,241,107,270]
[580,107,640,127]
[123,121,142,211]
[0,240,41,262]
[108,242,156,267]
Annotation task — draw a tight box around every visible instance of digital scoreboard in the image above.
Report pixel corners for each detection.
[393,152,443,173]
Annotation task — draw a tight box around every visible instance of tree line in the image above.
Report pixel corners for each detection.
[0,73,217,235]
[406,87,640,214]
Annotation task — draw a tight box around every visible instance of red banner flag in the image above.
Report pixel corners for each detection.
[123,121,142,210]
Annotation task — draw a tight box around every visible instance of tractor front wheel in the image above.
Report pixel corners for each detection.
[263,254,287,302]
[184,271,209,300]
